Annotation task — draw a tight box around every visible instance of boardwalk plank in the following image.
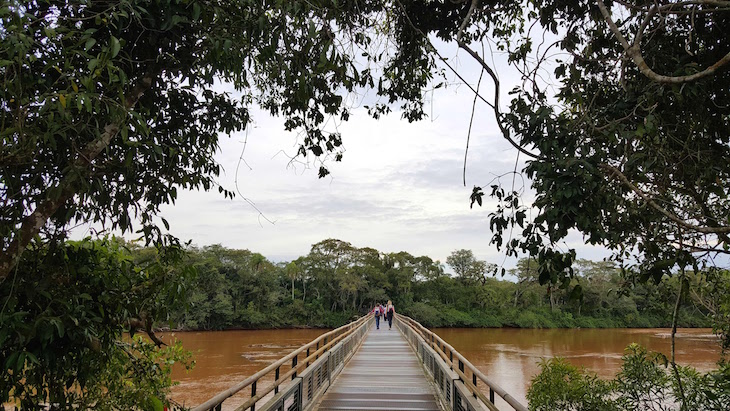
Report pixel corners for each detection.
[316,326,442,411]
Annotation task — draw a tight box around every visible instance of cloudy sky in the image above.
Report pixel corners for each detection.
[74,43,611,270]
[152,83,609,269]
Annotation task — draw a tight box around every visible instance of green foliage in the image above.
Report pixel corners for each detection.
[693,269,730,356]
[527,357,617,411]
[4,0,728,408]
[614,344,675,410]
[0,238,193,409]
[164,245,712,333]
[446,249,490,283]
[468,1,730,289]
[529,344,730,411]
[2,0,448,280]
[83,337,194,411]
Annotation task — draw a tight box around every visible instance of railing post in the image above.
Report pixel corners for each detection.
[251,381,257,411]
[274,366,280,394]
[473,373,478,398]
[449,350,454,369]
[458,359,464,381]
[306,347,310,366]
[292,355,298,379]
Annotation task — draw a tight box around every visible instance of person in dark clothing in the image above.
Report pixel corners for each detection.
[386,300,395,330]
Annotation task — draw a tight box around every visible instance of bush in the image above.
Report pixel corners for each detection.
[403,302,447,327]
[529,343,730,411]
[469,311,504,327]
[527,357,617,411]
[316,310,354,328]
[441,307,478,327]
[515,311,543,328]
[614,344,674,409]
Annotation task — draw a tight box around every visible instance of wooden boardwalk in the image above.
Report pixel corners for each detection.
[316,325,442,411]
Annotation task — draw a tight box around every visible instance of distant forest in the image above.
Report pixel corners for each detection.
[151,239,711,330]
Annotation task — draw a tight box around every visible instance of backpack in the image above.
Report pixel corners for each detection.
[374,307,380,315]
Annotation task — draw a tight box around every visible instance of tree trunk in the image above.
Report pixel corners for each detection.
[671,270,687,407]
[549,286,555,311]
[0,74,155,280]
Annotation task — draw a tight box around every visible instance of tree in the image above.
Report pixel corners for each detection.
[446,249,492,283]
[1,1,439,404]
[4,0,729,406]
[1,0,441,280]
[5,0,729,314]
[285,261,299,301]
[0,238,194,409]
[461,1,730,285]
[413,256,445,282]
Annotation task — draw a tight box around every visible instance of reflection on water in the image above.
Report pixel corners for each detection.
[433,328,721,410]
[165,328,720,411]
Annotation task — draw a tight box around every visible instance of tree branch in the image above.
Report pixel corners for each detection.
[128,315,167,347]
[670,268,687,406]
[393,0,540,160]
[457,0,479,43]
[600,163,730,234]
[457,40,541,159]
[0,75,155,281]
[597,0,730,84]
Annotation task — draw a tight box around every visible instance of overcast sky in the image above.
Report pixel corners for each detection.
[73,43,611,270]
[154,88,610,269]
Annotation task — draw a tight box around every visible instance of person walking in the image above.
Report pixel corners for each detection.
[372,302,382,330]
[386,300,395,330]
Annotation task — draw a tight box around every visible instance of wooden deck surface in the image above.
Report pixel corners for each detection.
[316,324,442,411]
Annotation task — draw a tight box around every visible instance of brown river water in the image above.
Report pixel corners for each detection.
[163,327,721,410]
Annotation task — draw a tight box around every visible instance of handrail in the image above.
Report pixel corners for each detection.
[397,315,528,411]
[192,315,370,411]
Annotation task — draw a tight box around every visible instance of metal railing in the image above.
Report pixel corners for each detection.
[192,315,371,411]
[395,315,528,411]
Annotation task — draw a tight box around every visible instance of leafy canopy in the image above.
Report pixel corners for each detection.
[2,0,730,406]
[0,0,439,279]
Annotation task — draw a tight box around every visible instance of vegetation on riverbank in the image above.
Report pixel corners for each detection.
[165,239,712,331]
[528,346,730,411]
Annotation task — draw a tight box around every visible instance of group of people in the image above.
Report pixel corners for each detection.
[372,300,395,330]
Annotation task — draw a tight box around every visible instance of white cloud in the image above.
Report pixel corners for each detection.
[71,42,610,270]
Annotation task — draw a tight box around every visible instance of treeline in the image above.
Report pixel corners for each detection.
[159,239,711,330]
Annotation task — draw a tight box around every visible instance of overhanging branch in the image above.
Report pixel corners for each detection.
[393,0,540,161]
[600,163,730,235]
[0,75,155,282]
[597,0,730,84]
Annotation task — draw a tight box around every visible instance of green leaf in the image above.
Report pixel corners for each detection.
[85,37,96,51]
[54,320,65,338]
[146,395,164,411]
[110,36,120,58]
